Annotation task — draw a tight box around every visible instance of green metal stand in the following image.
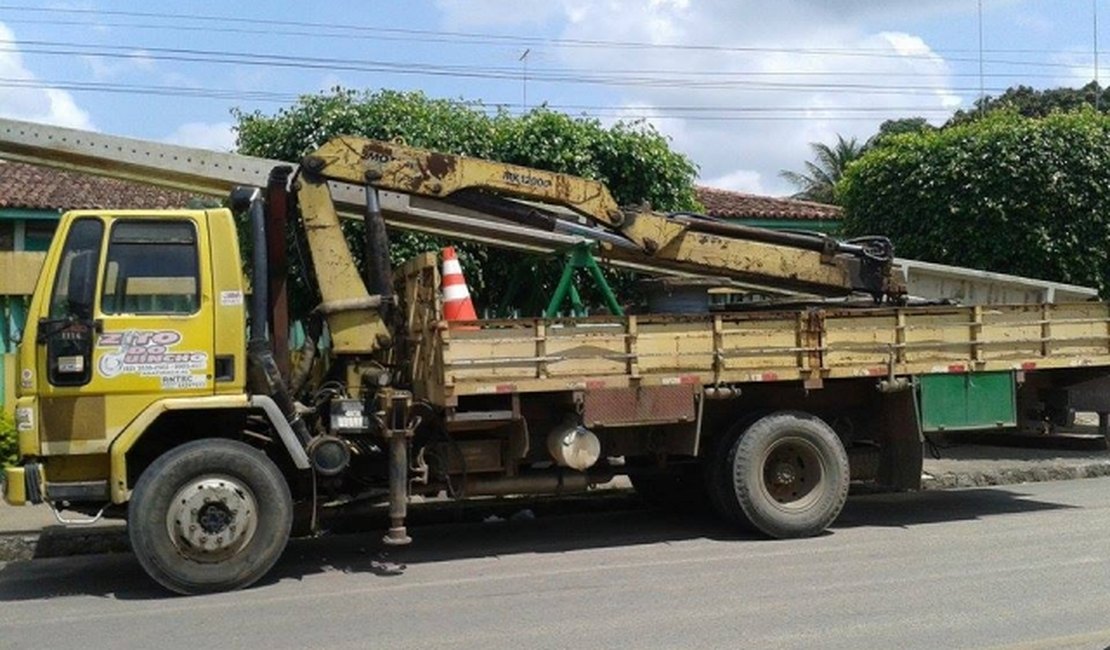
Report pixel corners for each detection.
[544,243,624,318]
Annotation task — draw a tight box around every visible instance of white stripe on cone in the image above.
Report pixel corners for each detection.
[443,284,470,301]
[442,259,462,275]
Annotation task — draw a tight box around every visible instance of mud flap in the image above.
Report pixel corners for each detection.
[877,389,924,491]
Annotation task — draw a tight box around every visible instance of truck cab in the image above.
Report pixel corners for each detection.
[4,208,247,507]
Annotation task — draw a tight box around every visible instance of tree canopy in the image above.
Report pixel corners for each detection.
[949,81,1110,125]
[233,88,700,316]
[779,135,865,204]
[839,109,1110,294]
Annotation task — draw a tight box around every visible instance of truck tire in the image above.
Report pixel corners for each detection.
[729,411,849,539]
[128,439,293,595]
[702,413,765,529]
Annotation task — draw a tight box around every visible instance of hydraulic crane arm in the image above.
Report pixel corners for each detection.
[306,137,904,299]
[0,116,899,303]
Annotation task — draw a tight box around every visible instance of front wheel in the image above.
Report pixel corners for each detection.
[722,411,849,538]
[128,439,293,595]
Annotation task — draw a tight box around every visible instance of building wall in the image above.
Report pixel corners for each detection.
[0,208,57,413]
[0,221,13,251]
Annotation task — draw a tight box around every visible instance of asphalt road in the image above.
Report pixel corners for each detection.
[2,479,1110,650]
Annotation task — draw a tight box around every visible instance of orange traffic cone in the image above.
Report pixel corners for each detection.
[441,247,478,325]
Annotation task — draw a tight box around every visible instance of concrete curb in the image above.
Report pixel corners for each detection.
[921,460,1110,490]
[0,525,129,563]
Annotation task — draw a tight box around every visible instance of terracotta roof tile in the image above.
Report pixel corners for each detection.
[695,185,841,221]
[0,161,198,211]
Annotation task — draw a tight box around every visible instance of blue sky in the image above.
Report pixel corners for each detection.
[0,1,1104,195]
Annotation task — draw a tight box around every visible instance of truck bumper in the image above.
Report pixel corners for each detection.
[3,466,26,505]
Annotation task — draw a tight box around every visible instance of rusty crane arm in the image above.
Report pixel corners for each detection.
[305,136,904,300]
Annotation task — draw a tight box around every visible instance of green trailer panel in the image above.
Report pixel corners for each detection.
[919,371,1017,432]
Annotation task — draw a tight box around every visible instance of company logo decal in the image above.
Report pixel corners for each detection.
[502,170,553,189]
[97,330,208,389]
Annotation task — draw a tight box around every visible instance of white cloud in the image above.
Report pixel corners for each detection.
[0,22,94,129]
[162,122,236,152]
[1052,47,1104,87]
[455,1,965,196]
[1011,10,1054,35]
[702,169,766,194]
[82,50,156,80]
[436,0,565,27]
[319,73,346,91]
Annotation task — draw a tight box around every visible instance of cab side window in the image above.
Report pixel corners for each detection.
[48,218,104,320]
[101,221,200,315]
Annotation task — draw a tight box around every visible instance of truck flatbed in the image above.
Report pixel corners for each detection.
[411,290,1110,404]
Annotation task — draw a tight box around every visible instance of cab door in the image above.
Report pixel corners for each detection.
[35,213,214,455]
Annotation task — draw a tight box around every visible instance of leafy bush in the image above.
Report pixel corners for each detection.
[0,412,17,469]
[840,109,1110,295]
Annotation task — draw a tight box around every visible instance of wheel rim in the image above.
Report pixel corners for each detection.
[165,475,259,564]
[758,436,826,511]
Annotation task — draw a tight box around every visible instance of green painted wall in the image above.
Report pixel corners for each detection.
[731,218,841,234]
[0,298,27,414]
[0,208,61,221]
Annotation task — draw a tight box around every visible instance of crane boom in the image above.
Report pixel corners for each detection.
[0,118,818,295]
[307,136,902,299]
[3,117,1093,304]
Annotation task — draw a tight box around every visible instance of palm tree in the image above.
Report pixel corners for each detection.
[779,135,865,204]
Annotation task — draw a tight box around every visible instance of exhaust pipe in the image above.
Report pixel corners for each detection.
[231,186,312,447]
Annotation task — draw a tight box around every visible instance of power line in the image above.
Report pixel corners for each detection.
[1096,0,1101,110]
[978,0,985,112]
[0,40,1048,96]
[0,4,1098,68]
[0,77,964,120]
[0,37,1074,82]
[0,3,1090,128]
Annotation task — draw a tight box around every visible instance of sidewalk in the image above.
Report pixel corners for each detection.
[3,440,1110,562]
[0,502,125,563]
[920,439,1110,489]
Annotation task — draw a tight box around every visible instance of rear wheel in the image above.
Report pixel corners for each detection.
[730,411,849,538]
[703,414,763,528]
[128,439,293,595]
[705,411,849,538]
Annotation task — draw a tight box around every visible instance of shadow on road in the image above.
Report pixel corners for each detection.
[835,486,1077,528]
[0,485,1077,602]
[0,552,168,601]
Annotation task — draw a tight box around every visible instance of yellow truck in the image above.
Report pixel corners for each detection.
[3,120,1110,595]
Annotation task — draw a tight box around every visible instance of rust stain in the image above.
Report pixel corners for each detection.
[424,153,456,180]
[361,142,394,164]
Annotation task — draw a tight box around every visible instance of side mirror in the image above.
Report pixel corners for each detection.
[65,250,97,320]
[228,186,262,213]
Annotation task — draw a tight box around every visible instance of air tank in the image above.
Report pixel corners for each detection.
[546,421,601,471]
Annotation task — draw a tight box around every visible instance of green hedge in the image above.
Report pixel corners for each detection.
[840,109,1110,295]
[0,412,16,469]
